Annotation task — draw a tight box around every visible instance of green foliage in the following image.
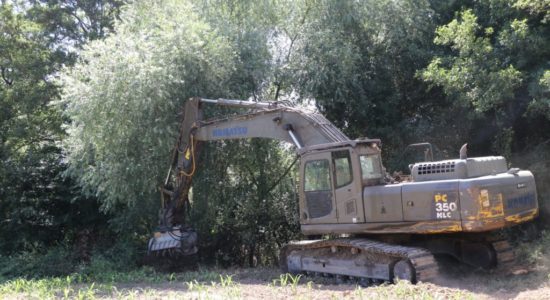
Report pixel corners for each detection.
[61,0,298,265]
[0,246,76,278]
[0,3,114,256]
[0,3,62,163]
[272,273,301,287]
[527,70,550,119]
[289,0,440,159]
[191,140,300,266]
[0,238,141,280]
[421,2,550,154]
[78,239,142,278]
[514,0,550,23]
[511,142,550,220]
[61,0,240,212]
[492,127,515,161]
[422,9,522,113]
[28,0,125,46]
[516,230,550,265]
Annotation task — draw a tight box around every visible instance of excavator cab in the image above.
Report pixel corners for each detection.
[298,140,538,236]
[298,140,384,227]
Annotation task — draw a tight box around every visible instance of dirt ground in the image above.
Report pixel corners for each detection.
[3,255,549,299]
[97,259,550,300]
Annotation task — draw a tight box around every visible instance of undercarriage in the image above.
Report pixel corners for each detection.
[279,233,515,284]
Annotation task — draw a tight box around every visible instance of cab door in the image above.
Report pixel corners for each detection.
[332,149,364,224]
[300,152,338,224]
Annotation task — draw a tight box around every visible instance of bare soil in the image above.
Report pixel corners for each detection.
[100,259,550,299]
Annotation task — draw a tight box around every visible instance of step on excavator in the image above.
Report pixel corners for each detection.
[147,97,538,283]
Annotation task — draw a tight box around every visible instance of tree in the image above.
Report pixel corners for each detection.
[28,0,125,45]
[0,1,123,257]
[191,140,299,266]
[60,0,300,264]
[421,1,550,157]
[287,0,441,165]
[0,3,65,253]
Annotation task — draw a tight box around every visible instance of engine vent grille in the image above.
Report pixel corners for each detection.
[416,162,456,175]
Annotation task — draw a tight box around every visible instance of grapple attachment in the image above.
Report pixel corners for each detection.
[147,226,197,256]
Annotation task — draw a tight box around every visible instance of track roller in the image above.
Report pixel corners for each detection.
[392,259,415,283]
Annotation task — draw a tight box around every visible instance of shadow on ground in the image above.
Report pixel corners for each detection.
[425,255,548,299]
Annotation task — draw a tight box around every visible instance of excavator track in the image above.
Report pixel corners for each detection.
[280,238,438,284]
[491,239,516,272]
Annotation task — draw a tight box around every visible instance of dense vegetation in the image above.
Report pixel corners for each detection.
[1,0,549,278]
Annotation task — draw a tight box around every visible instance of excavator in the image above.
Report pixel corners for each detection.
[147,97,538,283]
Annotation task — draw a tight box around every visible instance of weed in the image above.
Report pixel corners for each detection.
[270,273,302,295]
[179,267,219,283]
[185,279,212,299]
[123,290,138,300]
[225,285,242,299]
[185,279,208,292]
[289,273,302,294]
[0,247,77,279]
[272,273,297,287]
[517,230,550,267]
[185,279,197,291]
[76,283,97,300]
[354,286,365,300]
[220,274,234,287]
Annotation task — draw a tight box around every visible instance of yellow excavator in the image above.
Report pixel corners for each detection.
[147,97,538,283]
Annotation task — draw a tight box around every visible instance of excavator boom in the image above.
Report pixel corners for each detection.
[148,97,351,255]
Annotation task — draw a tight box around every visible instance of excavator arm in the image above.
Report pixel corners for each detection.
[147,97,350,256]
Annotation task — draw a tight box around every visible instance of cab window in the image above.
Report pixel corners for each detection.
[304,159,331,191]
[333,150,352,188]
[304,159,333,218]
[360,154,382,180]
